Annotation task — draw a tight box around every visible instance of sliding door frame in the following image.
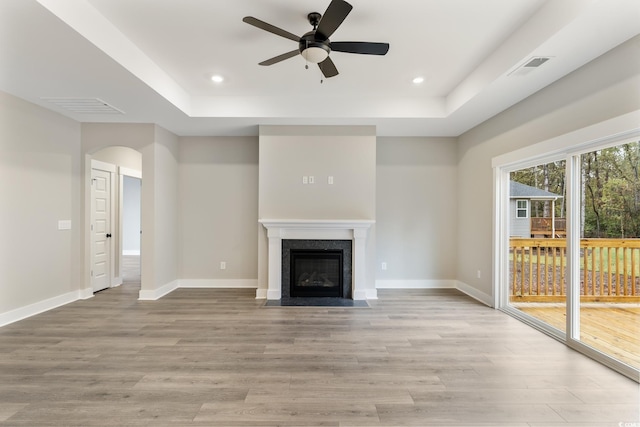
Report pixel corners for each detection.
[492,112,640,382]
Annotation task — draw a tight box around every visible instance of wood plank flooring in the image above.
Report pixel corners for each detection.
[516,303,640,369]
[0,285,638,426]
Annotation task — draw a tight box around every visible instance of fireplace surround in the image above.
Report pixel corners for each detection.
[259,219,374,300]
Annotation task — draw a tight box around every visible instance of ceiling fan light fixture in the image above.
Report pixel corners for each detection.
[301,45,329,63]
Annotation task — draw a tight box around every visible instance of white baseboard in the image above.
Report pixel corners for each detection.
[138,280,179,301]
[267,289,281,300]
[255,288,268,299]
[375,279,493,307]
[179,279,258,289]
[365,288,378,300]
[0,290,81,327]
[376,279,457,289]
[79,287,94,300]
[353,290,368,300]
[455,281,493,307]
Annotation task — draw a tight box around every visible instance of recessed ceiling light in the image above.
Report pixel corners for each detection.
[412,77,424,84]
[211,75,224,83]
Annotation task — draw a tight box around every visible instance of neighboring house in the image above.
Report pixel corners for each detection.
[510,181,564,238]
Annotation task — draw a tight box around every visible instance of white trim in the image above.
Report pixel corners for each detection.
[455,281,493,307]
[123,250,140,256]
[366,288,378,300]
[376,279,456,289]
[91,159,116,173]
[492,111,640,381]
[0,291,82,327]
[492,110,640,168]
[78,287,94,300]
[179,279,258,289]
[138,280,179,301]
[255,288,268,299]
[515,199,528,218]
[119,166,142,179]
[259,219,375,230]
[259,219,374,300]
[375,279,492,307]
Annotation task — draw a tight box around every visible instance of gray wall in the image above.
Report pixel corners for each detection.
[145,126,180,293]
[1,34,638,318]
[0,91,82,314]
[257,125,377,294]
[258,125,377,220]
[376,137,457,282]
[457,34,640,297]
[82,123,180,296]
[178,136,258,280]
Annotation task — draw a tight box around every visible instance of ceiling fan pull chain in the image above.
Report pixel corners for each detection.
[305,39,309,70]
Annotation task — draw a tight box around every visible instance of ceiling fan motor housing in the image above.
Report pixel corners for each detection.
[299,31,330,63]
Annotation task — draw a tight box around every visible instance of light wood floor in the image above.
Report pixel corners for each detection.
[516,302,640,369]
[0,286,638,426]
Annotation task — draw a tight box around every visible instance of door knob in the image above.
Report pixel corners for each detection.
[106,233,112,238]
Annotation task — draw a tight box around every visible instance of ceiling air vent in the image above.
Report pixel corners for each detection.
[41,97,125,114]
[508,56,552,77]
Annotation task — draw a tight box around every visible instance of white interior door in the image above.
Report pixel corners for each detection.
[91,168,111,292]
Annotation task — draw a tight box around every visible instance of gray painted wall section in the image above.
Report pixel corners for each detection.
[0,91,82,314]
[457,34,640,297]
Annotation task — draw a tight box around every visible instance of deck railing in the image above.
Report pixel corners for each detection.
[530,217,567,237]
[510,238,640,302]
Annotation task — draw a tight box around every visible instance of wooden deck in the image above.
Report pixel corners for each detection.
[515,303,640,369]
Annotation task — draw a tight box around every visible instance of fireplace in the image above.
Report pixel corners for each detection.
[282,240,352,298]
[259,219,374,300]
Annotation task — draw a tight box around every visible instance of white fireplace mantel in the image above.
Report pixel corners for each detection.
[259,219,374,300]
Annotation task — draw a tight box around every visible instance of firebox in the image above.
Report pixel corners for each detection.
[290,250,342,297]
[282,239,352,299]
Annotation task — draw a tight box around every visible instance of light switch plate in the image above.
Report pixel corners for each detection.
[58,220,72,230]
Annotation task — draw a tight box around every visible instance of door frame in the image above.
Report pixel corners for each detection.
[119,167,142,283]
[90,160,118,292]
[492,112,640,381]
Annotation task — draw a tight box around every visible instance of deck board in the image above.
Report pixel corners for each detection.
[515,303,640,368]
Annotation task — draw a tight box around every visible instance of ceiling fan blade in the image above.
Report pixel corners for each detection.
[243,16,300,42]
[331,41,389,55]
[316,0,353,40]
[318,57,339,78]
[259,50,300,66]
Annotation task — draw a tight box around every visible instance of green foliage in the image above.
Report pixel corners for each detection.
[511,141,640,238]
[583,141,640,238]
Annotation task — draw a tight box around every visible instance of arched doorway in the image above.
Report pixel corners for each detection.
[89,146,142,294]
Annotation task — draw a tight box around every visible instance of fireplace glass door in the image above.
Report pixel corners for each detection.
[290,250,343,297]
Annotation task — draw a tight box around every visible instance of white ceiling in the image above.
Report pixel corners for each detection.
[1,0,639,136]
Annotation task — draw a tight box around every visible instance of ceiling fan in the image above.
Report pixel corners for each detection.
[242,0,389,78]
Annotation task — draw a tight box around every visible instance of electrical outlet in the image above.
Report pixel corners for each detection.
[328,176,334,185]
[381,262,387,270]
[220,261,226,270]
[302,176,308,184]
[308,176,315,184]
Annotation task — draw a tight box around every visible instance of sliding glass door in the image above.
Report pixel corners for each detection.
[498,136,640,380]
[578,142,640,370]
[509,161,567,334]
